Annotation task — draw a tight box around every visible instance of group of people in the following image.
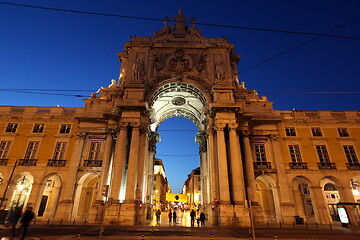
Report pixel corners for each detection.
[190,209,206,227]
[155,208,206,227]
[5,206,35,239]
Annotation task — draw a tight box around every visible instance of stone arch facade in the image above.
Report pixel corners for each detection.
[1,10,360,227]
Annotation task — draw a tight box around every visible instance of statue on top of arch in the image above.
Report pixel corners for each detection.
[154,9,202,38]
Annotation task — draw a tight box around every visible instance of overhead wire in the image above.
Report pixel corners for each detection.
[239,15,360,73]
[0,1,359,40]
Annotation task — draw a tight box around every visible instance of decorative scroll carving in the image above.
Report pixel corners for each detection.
[168,49,192,73]
[148,131,160,152]
[215,123,226,131]
[269,134,279,141]
[195,131,207,153]
[241,130,250,137]
[228,123,238,131]
[190,53,206,72]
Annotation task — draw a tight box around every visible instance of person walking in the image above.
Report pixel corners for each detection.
[168,210,172,223]
[6,207,22,238]
[199,212,206,227]
[172,210,177,224]
[190,209,196,227]
[20,206,35,240]
[155,209,161,224]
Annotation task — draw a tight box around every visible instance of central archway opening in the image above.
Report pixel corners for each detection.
[148,81,209,227]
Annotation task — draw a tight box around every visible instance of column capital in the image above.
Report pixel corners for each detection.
[215,123,226,131]
[228,123,239,131]
[269,134,280,141]
[76,132,87,138]
[130,122,141,128]
[241,130,250,137]
[118,122,128,130]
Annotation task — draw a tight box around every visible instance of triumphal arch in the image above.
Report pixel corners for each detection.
[69,10,291,226]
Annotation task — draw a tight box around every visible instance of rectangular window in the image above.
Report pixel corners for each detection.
[316,145,330,163]
[285,127,296,136]
[33,123,45,133]
[24,141,40,159]
[311,127,322,137]
[59,124,71,134]
[343,145,358,163]
[53,142,67,160]
[5,123,18,133]
[88,141,102,160]
[338,128,350,137]
[254,144,266,162]
[0,141,11,159]
[289,145,302,162]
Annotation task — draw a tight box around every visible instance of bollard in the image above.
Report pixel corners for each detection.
[267,221,269,228]
[210,233,213,240]
[279,221,282,228]
[47,218,50,225]
[274,235,278,240]
[73,219,76,225]
[77,233,81,239]
[84,219,87,225]
[33,218,36,225]
[305,222,308,228]
[316,222,319,228]
[60,219,63,225]
[329,222,332,229]
[293,222,295,228]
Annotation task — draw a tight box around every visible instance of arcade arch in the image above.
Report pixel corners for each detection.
[72,173,100,219]
[36,174,62,219]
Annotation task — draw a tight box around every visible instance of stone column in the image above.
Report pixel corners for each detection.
[125,123,140,201]
[89,132,114,222]
[207,127,218,225]
[56,133,87,221]
[269,134,295,222]
[110,123,128,201]
[27,182,42,211]
[310,186,331,224]
[96,133,114,200]
[228,123,245,204]
[242,131,259,204]
[215,123,230,203]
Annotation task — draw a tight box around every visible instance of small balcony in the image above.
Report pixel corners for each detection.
[83,159,102,167]
[347,162,360,170]
[47,159,66,167]
[253,161,272,169]
[0,159,8,165]
[18,159,37,166]
[289,162,308,169]
[318,162,336,169]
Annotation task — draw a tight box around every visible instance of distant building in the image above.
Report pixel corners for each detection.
[183,168,201,210]
[153,159,170,210]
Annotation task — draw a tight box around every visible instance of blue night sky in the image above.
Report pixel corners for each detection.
[1,0,360,193]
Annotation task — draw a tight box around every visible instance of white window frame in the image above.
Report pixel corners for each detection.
[285,127,296,136]
[0,140,11,159]
[33,123,45,133]
[59,124,71,134]
[5,123,18,133]
[53,142,67,160]
[24,141,40,159]
[343,145,358,163]
[88,141,102,160]
[289,145,302,163]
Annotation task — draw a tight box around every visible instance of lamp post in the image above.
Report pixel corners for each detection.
[0,159,18,209]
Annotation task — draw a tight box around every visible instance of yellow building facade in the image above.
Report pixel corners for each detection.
[0,11,359,227]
